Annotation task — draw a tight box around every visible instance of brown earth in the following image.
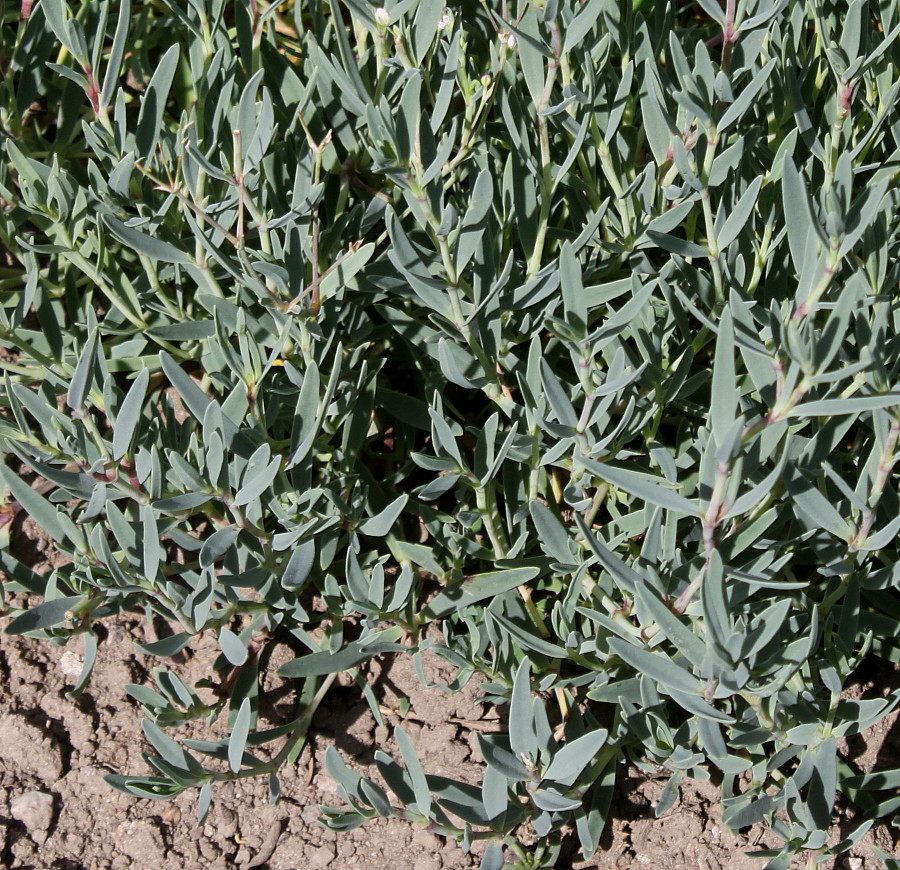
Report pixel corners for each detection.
[1,515,898,870]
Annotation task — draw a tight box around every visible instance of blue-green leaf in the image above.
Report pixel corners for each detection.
[480,842,505,870]
[199,527,239,569]
[609,638,701,693]
[282,540,316,590]
[529,500,573,564]
[531,788,582,812]
[219,627,248,667]
[717,59,776,133]
[788,479,851,541]
[66,328,99,411]
[646,230,708,259]
[543,729,608,785]
[422,568,539,620]
[1,465,84,551]
[112,368,149,460]
[509,658,538,760]
[359,495,408,537]
[228,698,252,773]
[782,155,821,275]
[277,629,405,677]
[633,584,706,666]
[579,457,700,516]
[135,44,180,159]
[395,726,432,816]
[710,308,738,448]
[152,493,211,513]
[477,734,530,781]
[5,596,82,634]
[718,177,762,249]
[455,170,493,275]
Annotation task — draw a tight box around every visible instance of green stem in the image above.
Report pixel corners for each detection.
[209,671,338,783]
[851,417,900,549]
[476,483,508,559]
[793,244,840,322]
[442,46,510,181]
[746,219,773,296]
[525,36,560,278]
[56,229,147,329]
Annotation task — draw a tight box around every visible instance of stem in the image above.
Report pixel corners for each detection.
[581,485,608,531]
[209,671,338,783]
[443,42,512,182]
[393,29,416,71]
[698,130,723,301]
[743,692,775,731]
[702,462,731,556]
[741,372,811,443]
[373,27,389,101]
[701,188,724,301]
[278,244,364,314]
[137,252,181,318]
[308,132,329,312]
[746,219,773,296]
[250,0,263,75]
[674,560,707,614]
[476,483,508,558]
[525,26,560,278]
[56,227,147,329]
[416,183,514,414]
[233,131,246,245]
[722,0,737,74]
[793,245,840,323]
[851,418,900,548]
[140,158,241,247]
[477,481,550,638]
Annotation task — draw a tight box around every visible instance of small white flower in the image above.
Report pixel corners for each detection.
[438,11,453,30]
[374,7,391,26]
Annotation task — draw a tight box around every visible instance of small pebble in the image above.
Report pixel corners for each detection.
[10,791,54,845]
[59,649,84,680]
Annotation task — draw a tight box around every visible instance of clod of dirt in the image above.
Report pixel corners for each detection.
[305,844,337,869]
[114,818,166,863]
[10,790,54,844]
[0,714,64,783]
[210,804,239,839]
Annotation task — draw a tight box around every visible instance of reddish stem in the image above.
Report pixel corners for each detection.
[83,66,101,115]
[839,81,853,117]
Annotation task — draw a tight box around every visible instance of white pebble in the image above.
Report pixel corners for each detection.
[11,791,54,845]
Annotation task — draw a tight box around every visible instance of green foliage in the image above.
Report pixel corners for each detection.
[1,0,899,867]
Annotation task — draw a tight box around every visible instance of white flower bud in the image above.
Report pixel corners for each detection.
[480,73,492,89]
[505,32,516,49]
[374,7,391,26]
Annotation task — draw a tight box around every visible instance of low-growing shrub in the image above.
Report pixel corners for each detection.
[1,0,899,867]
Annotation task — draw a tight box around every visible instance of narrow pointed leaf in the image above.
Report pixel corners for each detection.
[395,726,432,816]
[579,457,700,516]
[228,698,252,773]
